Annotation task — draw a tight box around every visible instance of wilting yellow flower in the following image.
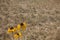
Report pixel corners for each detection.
[16,24,21,31]
[13,32,22,39]
[7,27,16,34]
[20,22,27,31]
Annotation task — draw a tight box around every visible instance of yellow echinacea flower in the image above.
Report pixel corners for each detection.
[7,27,16,34]
[16,24,21,31]
[20,22,27,31]
[13,32,22,39]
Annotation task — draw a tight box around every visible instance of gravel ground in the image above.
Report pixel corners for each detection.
[0,0,60,40]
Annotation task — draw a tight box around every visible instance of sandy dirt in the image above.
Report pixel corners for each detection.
[0,0,60,40]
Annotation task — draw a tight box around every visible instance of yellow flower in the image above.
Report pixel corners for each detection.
[20,22,27,31]
[13,32,22,39]
[16,24,21,31]
[7,27,16,34]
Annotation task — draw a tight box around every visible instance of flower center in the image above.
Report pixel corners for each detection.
[17,33,19,35]
[10,27,14,29]
[20,23,24,26]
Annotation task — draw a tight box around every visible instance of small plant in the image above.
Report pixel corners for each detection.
[13,32,22,39]
[7,22,27,40]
